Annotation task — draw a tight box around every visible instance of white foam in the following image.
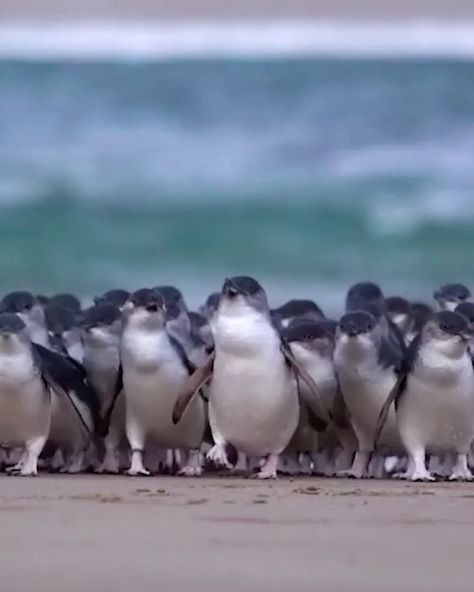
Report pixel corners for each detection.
[1,21,474,60]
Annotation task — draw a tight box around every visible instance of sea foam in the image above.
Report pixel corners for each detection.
[0,21,474,60]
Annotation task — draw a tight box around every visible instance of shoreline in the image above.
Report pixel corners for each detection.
[1,20,474,60]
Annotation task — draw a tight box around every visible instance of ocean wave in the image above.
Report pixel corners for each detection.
[1,21,474,60]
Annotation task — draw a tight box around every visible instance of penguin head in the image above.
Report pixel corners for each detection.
[44,304,80,353]
[337,310,380,352]
[385,296,412,335]
[189,311,214,349]
[199,292,220,320]
[123,288,166,329]
[284,319,335,357]
[434,283,471,311]
[0,291,45,331]
[49,293,82,313]
[220,276,268,315]
[272,299,324,328]
[0,313,30,352]
[410,302,433,334]
[456,302,474,329]
[423,311,471,358]
[81,303,122,345]
[154,286,187,313]
[94,289,130,310]
[345,282,385,315]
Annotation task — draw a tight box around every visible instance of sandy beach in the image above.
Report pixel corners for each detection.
[1,474,473,592]
[1,0,474,21]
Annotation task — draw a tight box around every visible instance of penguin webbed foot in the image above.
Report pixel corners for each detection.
[448,454,473,481]
[206,443,235,470]
[252,454,278,479]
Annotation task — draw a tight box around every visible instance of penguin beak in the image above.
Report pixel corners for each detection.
[345,323,359,337]
[223,279,238,298]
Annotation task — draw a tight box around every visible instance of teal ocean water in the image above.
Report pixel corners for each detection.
[0,58,473,312]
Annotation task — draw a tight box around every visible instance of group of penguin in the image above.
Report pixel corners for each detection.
[0,278,473,481]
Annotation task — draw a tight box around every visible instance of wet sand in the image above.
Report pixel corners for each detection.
[1,475,473,592]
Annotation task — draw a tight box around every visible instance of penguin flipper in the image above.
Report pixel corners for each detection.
[98,365,123,438]
[373,332,422,448]
[279,342,332,424]
[168,334,197,374]
[33,344,99,436]
[172,352,215,425]
[331,385,351,429]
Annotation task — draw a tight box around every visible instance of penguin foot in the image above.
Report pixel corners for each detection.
[94,463,120,475]
[336,469,366,479]
[448,454,473,481]
[8,466,39,477]
[448,472,473,482]
[393,471,413,480]
[127,449,150,476]
[5,464,23,474]
[95,452,120,474]
[336,451,370,479]
[179,450,203,477]
[65,464,85,475]
[253,469,277,479]
[410,470,435,482]
[207,444,232,469]
[253,454,278,479]
[126,468,151,476]
[178,466,203,477]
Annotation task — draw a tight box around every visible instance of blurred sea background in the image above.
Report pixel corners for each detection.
[1,1,474,314]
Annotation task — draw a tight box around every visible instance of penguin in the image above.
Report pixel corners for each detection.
[162,298,205,365]
[49,293,82,313]
[173,277,328,479]
[408,302,433,342]
[0,313,52,476]
[376,311,474,481]
[272,299,325,328]
[198,292,220,335]
[0,291,49,347]
[40,343,101,473]
[189,311,214,351]
[334,310,404,478]
[81,303,125,473]
[385,296,412,338]
[346,281,385,314]
[455,301,474,336]
[199,292,220,321]
[283,319,356,474]
[94,289,130,310]
[434,283,471,311]
[44,304,83,362]
[345,281,405,358]
[121,289,206,476]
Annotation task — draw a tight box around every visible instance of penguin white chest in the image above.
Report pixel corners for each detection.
[398,350,474,452]
[209,312,299,456]
[122,329,205,447]
[0,353,49,444]
[334,341,399,448]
